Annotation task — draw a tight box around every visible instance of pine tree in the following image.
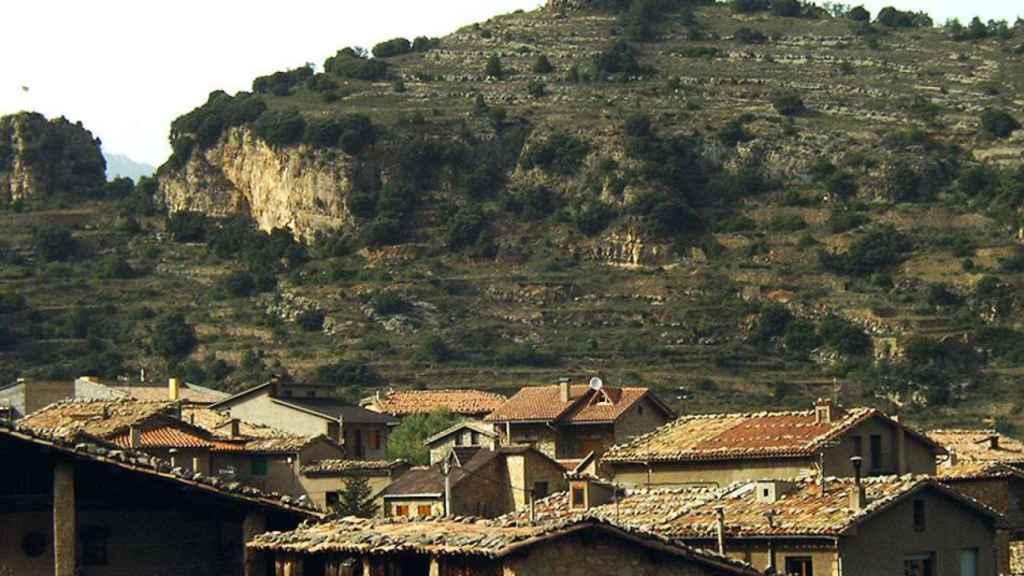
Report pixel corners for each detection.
[332,477,378,518]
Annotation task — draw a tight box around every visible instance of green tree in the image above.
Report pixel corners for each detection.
[848,6,871,21]
[331,476,378,518]
[533,54,555,73]
[485,54,505,79]
[32,227,78,262]
[980,109,1021,139]
[387,408,461,465]
[151,312,198,359]
[772,93,806,116]
[372,37,412,58]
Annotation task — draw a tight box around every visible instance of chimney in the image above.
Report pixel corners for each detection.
[990,434,1000,450]
[229,418,241,439]
[129,425,142,449]
[168,378,180,401]
[714,505,726,555]
[948,448,958,467]
[849,456,866,511]
[814,398,834,424]
[269,378,280,398]
[559,377,571,403]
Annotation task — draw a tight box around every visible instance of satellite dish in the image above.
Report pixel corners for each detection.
[589,377,604,391]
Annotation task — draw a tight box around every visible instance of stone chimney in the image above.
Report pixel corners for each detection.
[948,448,958,467]
[990,434,1000,450]
[229,418,241,439]
[814,398,835,424]
[129,425,142,449]
[269,378,280,398]
[559,377,571,403]
[754,481,796,504]
[168,378,180,401]
[849,456,867,511]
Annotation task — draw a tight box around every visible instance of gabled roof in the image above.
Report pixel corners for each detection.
[602,405,944,464]
[18,399,178,439]
[0,421,318,516]
[382,447,501,497]
[424,421,499,447]
[936,461,1024,482]
[363,389,507,417]
[106,382,229,404]
[929,428,1024,465]
[180,405,296,439]
[301,459,408,475]
[485,384,673,425]
[519,476,1003,539]
[273,397,398,425]
[247,516,760,575]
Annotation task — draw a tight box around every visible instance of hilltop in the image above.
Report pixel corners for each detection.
[1,1,1023,432]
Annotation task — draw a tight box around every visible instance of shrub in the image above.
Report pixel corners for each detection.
[733,0,769,13]
[370,292,410,316]
[485,54,505,79]
[980,109,1021,139]
[33,227,78,262]
[926,283,962,307]
[734,28,768,44]
[820,226,912,276]
[533,55,555,73]
[0,324,17,350]
[0,292,26,314]
[1000,248,1024,272]
[312,361,380,389]
[296,309,325,332]
[593,40,652,77]
[372,37,412,59]
[412,37,441,52]
[771,0,802,17]
[387,409,460,465]
[718,119,753,146]
[496,343,559,367]
[574,200,618,236]
[957,164,1000,197]
[446,206,491,250]
[255,110,306,147]
[820,315,872,356]
[826,210,868,233]
[826,171,858,200]
[848,5,870,21]
[324,48,389,81]
[631,192,701,237]
[151,312,198,359]
[752,304,794,344]
[166,211,209,243]
[416,334,454,363]
[521,133,590,176]
[876,6,931,28]
[505,185,561,221]
[772,93,806,116]
[527,80,546,98]
[768,213,807,232]
[98,255,135,280]
[221,271,257,298]
[252,66,313,96]
[783,319,822,356]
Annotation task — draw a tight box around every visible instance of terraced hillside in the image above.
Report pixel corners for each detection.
[2,1,1024,432]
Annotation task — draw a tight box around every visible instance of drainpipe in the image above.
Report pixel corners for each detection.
[714,505,726,556]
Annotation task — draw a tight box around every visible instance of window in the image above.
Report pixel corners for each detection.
[394,504,409,517]
[370,431,382,451]
[904,554,935,576]
[571,486,586,509]
[851,435,863,457]
[960,548,978,576]
[638,405,644,416]
[417,505,432,518]
[454,432,464,446]
[785,556,813,576]
[81,526,110,566]
[913,499,926,532]
[326,492,340,508]
[470,431,480,445]
[251,457,268,476]
[326,422,340,441]
[534,481,549,500]
[870,434,883,472]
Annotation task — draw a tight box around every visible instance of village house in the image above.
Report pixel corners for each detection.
[210,378,398,460]
[530,471,1005,576]
[930,428,1024,469]
[602,399,944,488]
[247,515,761,576]
[300,458,410,512]
[0,420,317,576]
[361,388,507,421]
[484,377,675,462]
[424,420,501,464]
[0,376,226,420]
[381,445,568,519]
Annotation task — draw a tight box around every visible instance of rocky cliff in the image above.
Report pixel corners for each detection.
[0,112,106,204]
[157,127,354,240]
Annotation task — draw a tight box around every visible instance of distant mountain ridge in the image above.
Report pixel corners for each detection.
[104,152,154,182]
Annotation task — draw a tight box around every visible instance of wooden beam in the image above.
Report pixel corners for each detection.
[53,458,76,576]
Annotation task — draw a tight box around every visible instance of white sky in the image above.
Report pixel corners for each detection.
[1,1,1020,166]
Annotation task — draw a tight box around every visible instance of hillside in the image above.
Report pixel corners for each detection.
[1,1,1024,432]
[104,153,155,182]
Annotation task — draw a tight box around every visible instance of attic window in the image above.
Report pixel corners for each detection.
[638,406,644,416]
[571,486,586,509]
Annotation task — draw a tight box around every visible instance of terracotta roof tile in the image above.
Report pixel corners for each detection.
[603,405,941,463]
[18,399,177,439]
[929,429,1024,465]
[111,384,229,404]
[485,385,661,424]
[364,389,507,417]
[302,459,407,474]
[109,425,214,449]
[935,461,1024,481]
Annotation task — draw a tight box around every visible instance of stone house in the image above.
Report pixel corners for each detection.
[360,388,507,421]
[381,446,568,519]
[0,420,316,576]
[247,515,761,576]
[602,399,945,488]
[299,459,410,512]
[929,428,1024,469]
[210,379,397,460]
[484,378,675,462]
[0,376,226,420]
[424,420,501,465]
[530,474,1005,576]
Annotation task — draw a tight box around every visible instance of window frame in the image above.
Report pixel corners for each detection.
[784,555,814,576]
[394,504,409,517]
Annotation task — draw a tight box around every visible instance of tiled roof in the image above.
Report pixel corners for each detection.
[520,476,1002,539]
[247,516,760,575]
[485,384,666,424]
[109,425,214,449]
[423,421,498,446]
[0,421,318,515]
[274,398,398,425]
[180,406,292,439]
[935,461,1024,482]
[364,389,507,417]
[110,383,229,404]
[383,448,502,497]
[929,429,1024,465]
[18,399,177,439]
[302,459,407,475]
[603,405,941,463]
